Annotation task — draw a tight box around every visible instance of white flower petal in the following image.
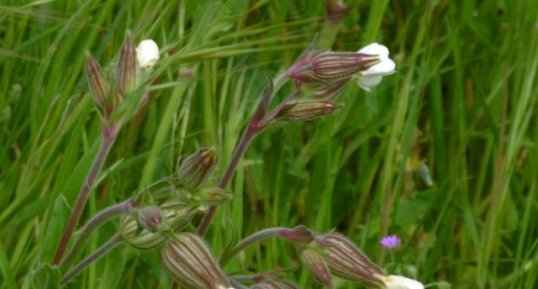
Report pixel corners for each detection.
[353,42,396,91]
[356,75,383,91]
[362,57,396,76]
[383,275,425,289]
[137,39,160,69]
[358,43,389,58]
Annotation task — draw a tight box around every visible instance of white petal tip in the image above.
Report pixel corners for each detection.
[137,39,160,68]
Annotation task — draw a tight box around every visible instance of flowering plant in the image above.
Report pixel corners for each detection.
[38,4,428,289]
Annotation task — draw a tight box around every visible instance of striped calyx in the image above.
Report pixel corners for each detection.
[116,32,137,97]
[281,100,342,121]
[85,55,110,110]
[311,51,379,82]
[288,51,379,84]
[300,248,333,287]
[315,232,384,286]
[177,148,216,190]
[162,233,230,289]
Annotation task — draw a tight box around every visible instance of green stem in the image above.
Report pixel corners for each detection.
[53,125,118,265]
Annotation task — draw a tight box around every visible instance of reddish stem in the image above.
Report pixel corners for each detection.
[52,125,117,265]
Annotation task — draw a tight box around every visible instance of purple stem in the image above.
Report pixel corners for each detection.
[53,125,117,265]
[219,227,288,266]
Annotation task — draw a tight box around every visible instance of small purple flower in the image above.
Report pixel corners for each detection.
[380,235,401,249]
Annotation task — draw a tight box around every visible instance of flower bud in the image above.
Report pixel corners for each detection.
[315,232,383,286]
[136,39,160,69]
[120,214,166,249]
[162,233,230,289]
[120,204,194,249]
[85,55,110,110]
[281,100,342,121]
[302,78,349,99]
[136,206,165,232]
[177,148,216,189]
[300,248,333,287]
[116,33,137,97]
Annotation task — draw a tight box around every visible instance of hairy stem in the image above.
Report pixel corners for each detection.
[220,227,288,266]
[53,125,118,265]
[60,198,135,269]
[61,234,123,286]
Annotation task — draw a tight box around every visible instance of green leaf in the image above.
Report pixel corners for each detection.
[29,264,61,289]
[40,196,69,263]
[0,241,17,289]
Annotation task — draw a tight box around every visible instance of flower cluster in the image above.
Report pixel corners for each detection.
[62,24,425,289]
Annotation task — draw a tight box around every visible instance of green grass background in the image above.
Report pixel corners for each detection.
[1,0,537,288]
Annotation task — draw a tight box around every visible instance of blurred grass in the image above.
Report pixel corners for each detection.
[1,0,538,288]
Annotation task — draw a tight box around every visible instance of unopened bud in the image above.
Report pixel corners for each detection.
[315,232,383,286]
[116,32,137,97]
[86,55,110,110]
[136,206,164,232]
[121,205,194,249]
[281,100,342,121]
[120,214,165,249]
[300,248,333,287]
[303,78,349,99]
[162,233,230,289]
[177,148,216,189]
[252,278,300,289]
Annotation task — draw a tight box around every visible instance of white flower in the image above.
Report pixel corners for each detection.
[136,39,159,69]
[355,43,396,91]
[382,275,424,289]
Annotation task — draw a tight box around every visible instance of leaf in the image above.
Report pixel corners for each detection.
[29,263,61,289]
[0,241,17,289]
[40,196,69,263]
